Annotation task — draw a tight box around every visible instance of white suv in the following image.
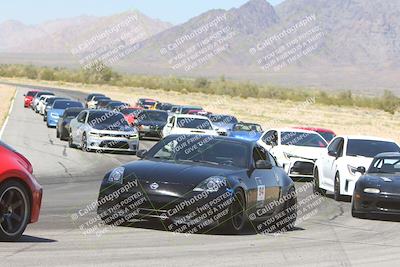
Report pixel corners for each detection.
[314,136,400,200]
[162,114,219,137]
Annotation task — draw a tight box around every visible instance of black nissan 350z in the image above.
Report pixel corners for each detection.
[97,135,297,233]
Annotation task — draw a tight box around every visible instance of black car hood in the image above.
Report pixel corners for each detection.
[122,159,244,196]
[137,121,166,127]
[361,174,400,194]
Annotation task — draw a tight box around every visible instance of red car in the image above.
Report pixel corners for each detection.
[0,141,42,241]
[121,107,143,126]
[293,126,336,143]
[23,90,39,108]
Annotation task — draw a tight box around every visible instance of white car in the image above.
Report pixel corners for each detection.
[87,96,111,109]
[162,114,219,137]
[314,135,400,200]
[258,128,328,178]
[38,95,55,115]
[35,95,53,114]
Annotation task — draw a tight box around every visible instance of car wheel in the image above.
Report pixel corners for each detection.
[334,173,344,201]
[313,168,326,195]
[68,131,76,148]
[0,180,30,241]
[225,190,246,234]
[81,134,91,152]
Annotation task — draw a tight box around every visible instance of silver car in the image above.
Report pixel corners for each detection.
[68,110,139,153]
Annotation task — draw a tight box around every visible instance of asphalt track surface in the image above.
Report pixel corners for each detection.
[1,82,400,267]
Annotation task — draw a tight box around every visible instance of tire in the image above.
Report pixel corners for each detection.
[56,129,60,138]
[334,173,345,201]
[68,131,76,148]
[224,190,246,234]
[313,168,326,195]
[81,133,91,152]
[0,180,31,241]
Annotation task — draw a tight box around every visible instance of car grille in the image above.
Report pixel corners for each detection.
[100,141,129,149]
[99,133,129,138]
[290,161,314,176]
[377,200,400,212]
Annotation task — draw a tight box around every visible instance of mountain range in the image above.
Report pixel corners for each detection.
[0,0,399,93]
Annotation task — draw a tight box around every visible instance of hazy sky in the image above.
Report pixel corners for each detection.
[0,0,285,25]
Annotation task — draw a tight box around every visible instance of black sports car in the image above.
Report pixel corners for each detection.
[97,135,297,233]
[352,152,400,218]
[56,107,85,140]
[134,110,168,139]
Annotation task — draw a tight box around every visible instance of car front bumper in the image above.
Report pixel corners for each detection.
[86,135,139,152]
[47,116,60,127]
[97,183,233,228]
[353,191,400,215]
[283,158,315,178]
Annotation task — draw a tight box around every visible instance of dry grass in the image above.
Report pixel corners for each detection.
[0,84,16,129]
[2,77,400,142]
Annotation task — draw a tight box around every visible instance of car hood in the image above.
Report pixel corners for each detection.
[345,156,374,169]
[281,146,326,160]
[91,123,133,132]
[137,121,166,127]
[49,109,65,116]
[359,174,400,195]
[121,159,243,196]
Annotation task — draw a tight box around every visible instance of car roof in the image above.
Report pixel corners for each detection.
[338,135,396,143]
[167,134,255,146]
[375,152,400,158]
[272,127,321,134]
[174,114,209,119]
[293,126,335,134]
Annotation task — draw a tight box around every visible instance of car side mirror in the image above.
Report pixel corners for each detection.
[328,150,338,157]
[356,166,366,174]
[255,160,273,169]
[136,149,148,159]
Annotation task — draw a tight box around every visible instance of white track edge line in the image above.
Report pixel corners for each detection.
[0,89,18,139]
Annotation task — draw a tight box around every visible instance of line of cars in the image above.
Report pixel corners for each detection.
[13,89,400,239]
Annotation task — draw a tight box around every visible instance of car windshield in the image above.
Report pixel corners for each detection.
[233,123,262,132]
[210,115,238,124]
[347,140,400,158]
[281,131,327,147]
[94,96,110,101]
[53,101,83,109]
[142,100,156,106]
[147,135,249,169]
[181,107,203,114]
[319,132,335,143]
[37,92,54,97]
[47,98,68,106]
[177,118,213,130]
[136,111,168,122]
[27,91,36,97]
[87,112,128,127]
[369,157,400,174]
[64,110,83,119]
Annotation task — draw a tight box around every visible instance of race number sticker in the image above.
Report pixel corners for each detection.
[257,185,266,202]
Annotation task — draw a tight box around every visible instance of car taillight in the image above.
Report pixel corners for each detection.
[15,151,33,174]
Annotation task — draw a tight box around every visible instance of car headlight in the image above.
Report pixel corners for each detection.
[50,113,59,118]
[89,131,100,137]
[193,176,227,192]
[348,165,358,176]
[129,133,139,139]
[363,188,380,194]
[107,167,125,184]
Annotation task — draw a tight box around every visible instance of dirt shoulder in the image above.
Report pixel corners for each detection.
[0,84,16,130]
